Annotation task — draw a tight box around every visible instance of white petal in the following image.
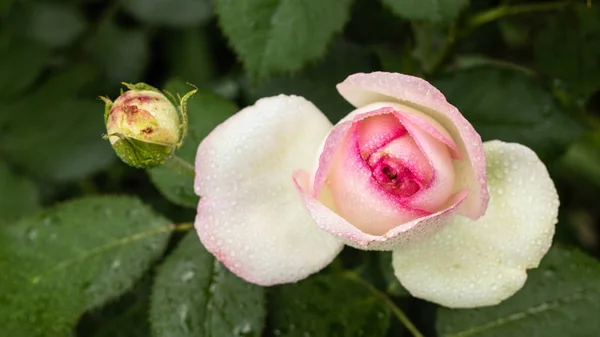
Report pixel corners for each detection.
[194,95,344,286]
[391,141,558,308]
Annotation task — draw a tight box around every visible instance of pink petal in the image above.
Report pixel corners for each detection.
[395,112,455,212]
[357,113,407,157]
[325,120,430,235]
[337,72,488,219]
[295,168,468,250]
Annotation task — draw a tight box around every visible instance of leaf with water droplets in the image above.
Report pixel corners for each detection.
[0,162,40,225]
[148,79,237,208]
[437,245,600,337]
[150,233,266,337]
[267,274,391,337]
[0,196,172,337]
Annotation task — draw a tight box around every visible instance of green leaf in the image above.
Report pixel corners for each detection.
[267,274,390,337]
[148,80,237,207]
[0,37,49,99]
[90,297,150,337]
[0,65,115,182]
[87,22,150,85]
[411,21,451,73]
[150,233,266,337]
[24,2,87,48]
[166,28,216,87]
[377,252,409,297]
[0,162,40,225]
[214,0,354,80]
[498,19,530,49]
[534,4,600,101]
[0,196,173,337]
[432,66,583,161]
[84,276,152,337]
[0,0,15,18]
[560,130,600,188]
[436,245,600,337]
[250,40,373,122]
[380,0,468,23]
[121,0,212,27]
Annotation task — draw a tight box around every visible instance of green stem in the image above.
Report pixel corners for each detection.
[164,155,195,178]
[173,222,193,231]
[428,1,572,74]
[343,272,424,337]
[466,1,571,33]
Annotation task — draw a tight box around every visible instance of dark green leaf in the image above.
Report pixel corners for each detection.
[150,233,266,337]
[560,130,600,188]
[0,65,115,182]
[88,23,150,85]
[498,19,530,49]
[432,66,583,161]
[0,196,173,337]
[148,80,238,207]
[381,0,467,23]
[411,22,451,73]
[166,28,216,87]
[0,162,40,225]
[267,274,390,337]
[24,2,87,48]
[437,245,600,337]
[0,37,49,99]
[84,276,152,337]
[534,4,600,101]
[377,252,409,297]
[122,0,212,27]
[214,0,354,79]
[250,40,373,122]
[0,0,15,18]
[90,297,150,337]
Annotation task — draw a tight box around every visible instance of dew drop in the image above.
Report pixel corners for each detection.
[111,259,121,269]
[181,270,195,282]
[27,229,38,241]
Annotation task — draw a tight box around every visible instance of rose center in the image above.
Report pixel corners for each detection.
[369,156,421,198]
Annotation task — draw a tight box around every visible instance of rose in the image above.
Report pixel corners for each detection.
[101,82,195,168]
[194,72,558,308]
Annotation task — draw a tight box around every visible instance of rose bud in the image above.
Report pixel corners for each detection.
[101,82,196,169]
[193,72,558,308]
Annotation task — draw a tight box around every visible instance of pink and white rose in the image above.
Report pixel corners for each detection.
[193,72,558,308]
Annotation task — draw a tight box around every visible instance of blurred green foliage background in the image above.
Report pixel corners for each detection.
[1,0,600,336]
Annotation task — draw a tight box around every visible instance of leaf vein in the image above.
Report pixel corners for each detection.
[29,223,175,284]
[445,288,587,337]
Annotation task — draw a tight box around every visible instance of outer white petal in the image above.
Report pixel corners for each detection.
[194,95,344,286]
[392,141,558,308]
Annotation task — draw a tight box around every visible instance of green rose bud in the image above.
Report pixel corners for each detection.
[100,82,196,169]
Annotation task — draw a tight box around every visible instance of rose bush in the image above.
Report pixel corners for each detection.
[193,72,558,308]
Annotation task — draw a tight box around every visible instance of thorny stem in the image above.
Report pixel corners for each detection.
[343,272,425,337]
[164,154,195,178]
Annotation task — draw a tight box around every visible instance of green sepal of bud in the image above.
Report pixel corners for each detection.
[101,82,197,169]
[108,133,175,169]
